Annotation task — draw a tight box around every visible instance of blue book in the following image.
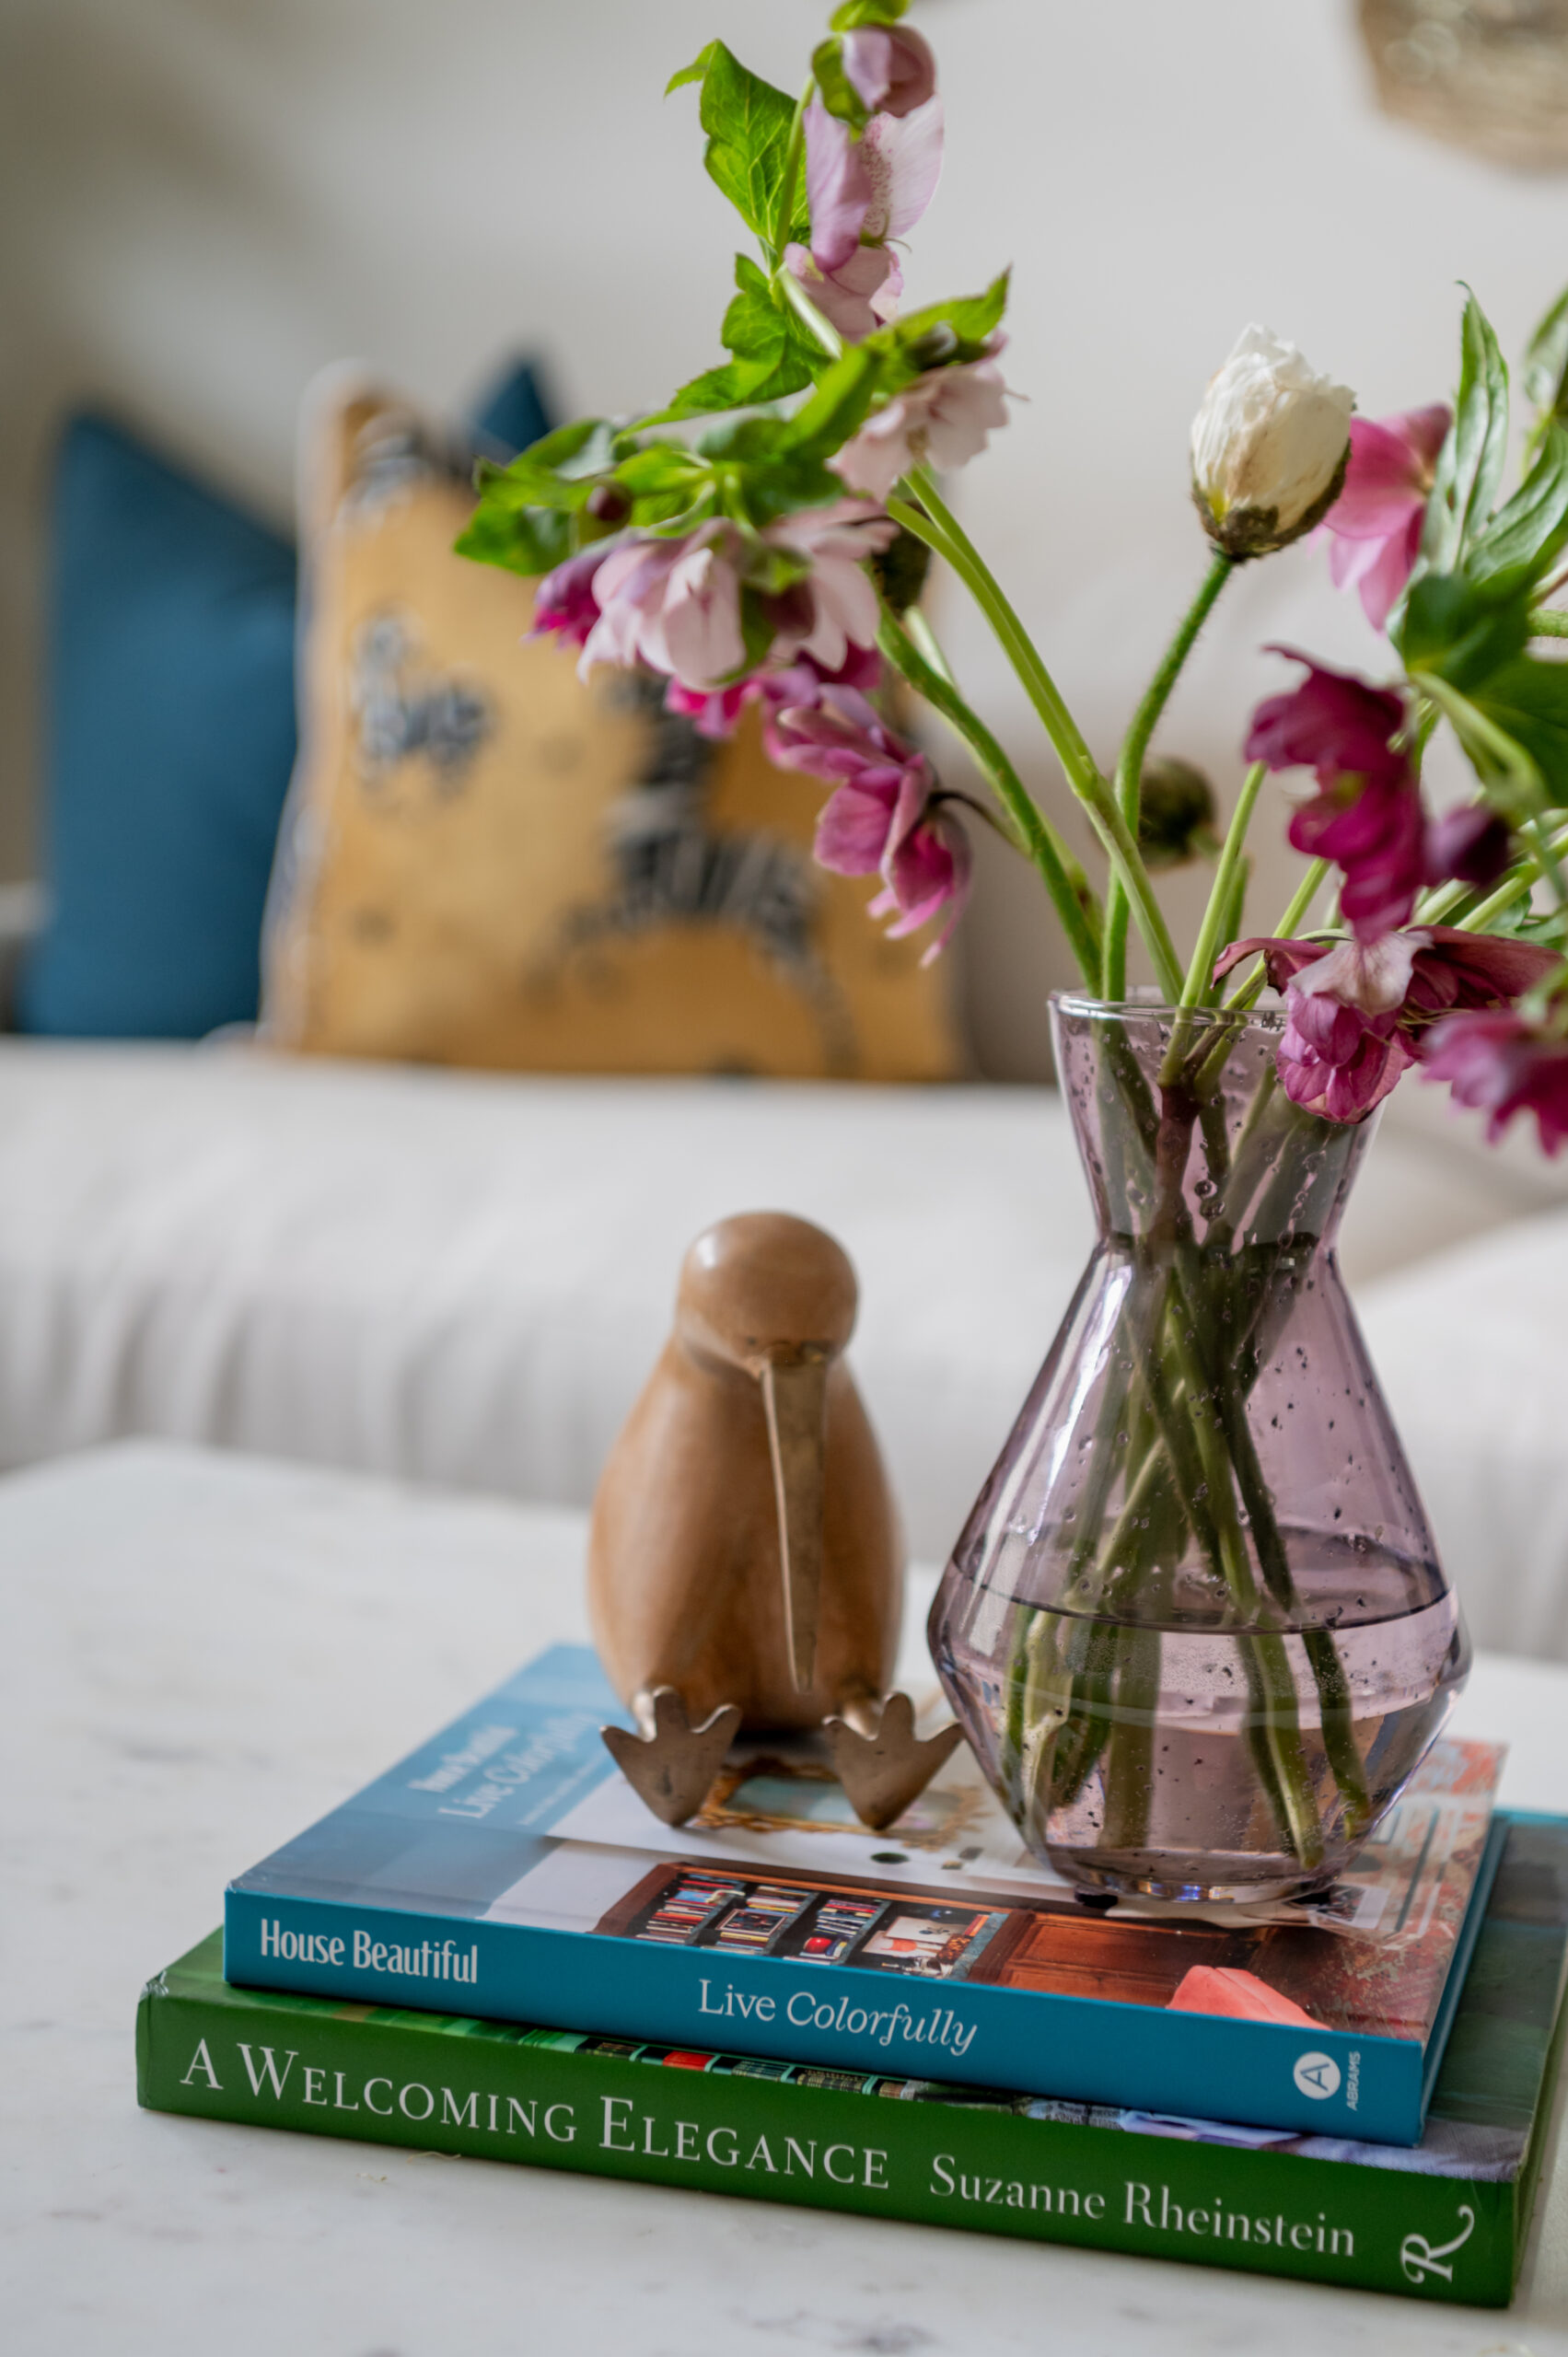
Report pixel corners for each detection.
[225,1645,1504,2143]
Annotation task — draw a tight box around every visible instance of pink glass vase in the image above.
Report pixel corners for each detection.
[927,996,1469,1903]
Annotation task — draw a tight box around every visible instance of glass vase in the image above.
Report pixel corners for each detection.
[928,995,1470,1903]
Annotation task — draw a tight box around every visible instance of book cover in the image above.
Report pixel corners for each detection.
[163,1818,1568,2305]
[225,1644,1504,2141]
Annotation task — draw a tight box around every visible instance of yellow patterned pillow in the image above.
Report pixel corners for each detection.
[261,380,960,1081]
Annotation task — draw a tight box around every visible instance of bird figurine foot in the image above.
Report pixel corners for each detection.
[600,1686,742,1827]
[823,1691,965,1831]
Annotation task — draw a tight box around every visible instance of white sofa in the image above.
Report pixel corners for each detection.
[0,1036,1562,1658]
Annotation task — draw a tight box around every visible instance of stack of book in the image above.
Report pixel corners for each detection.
[138,1645,1568,2305]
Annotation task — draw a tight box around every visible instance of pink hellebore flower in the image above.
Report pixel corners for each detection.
[1213,926,1562,1122]
[841,25,937,118]
[1320,405,1451,632]
[769,693,971,963]
[1244,650,1421,941]
[1423,1010,1568,1155]
[576,505,894,700]
[782,242,903,343]
[1245,649,1409,789]
[784,95,945,341]
[1423,803,1512,890]
[664,644,882,742]
[580,527,745,692]
[763,500,899,674]
[530,547,608,649]
[830,348,1009,502]
[1291,771,1426,942]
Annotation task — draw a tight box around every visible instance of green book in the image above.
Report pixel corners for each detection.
[140,1817,1568,2306]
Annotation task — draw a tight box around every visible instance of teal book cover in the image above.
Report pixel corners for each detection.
[173,1818,1568,2305]
[225,1644,1504,2142]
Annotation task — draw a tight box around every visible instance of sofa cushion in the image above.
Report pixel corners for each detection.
[0,1044,1064,1561]
[1355,1211,1568,1659]
[0,1039,1545,1648]
[263,377,959,1082]
[18,416,298,1039]
[20,366,555,1045]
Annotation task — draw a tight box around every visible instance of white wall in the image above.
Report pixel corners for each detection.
[3,0,1566,1074]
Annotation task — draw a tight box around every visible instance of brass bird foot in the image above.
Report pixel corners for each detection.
[601,1685,742,1827]
[823,1691,965,1831]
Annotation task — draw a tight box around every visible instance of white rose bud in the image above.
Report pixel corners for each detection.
[1191,324,1354,559]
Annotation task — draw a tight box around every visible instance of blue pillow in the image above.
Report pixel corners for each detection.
[469,355,553,464]
[18,415,298,1038]
[19,360,552,1039]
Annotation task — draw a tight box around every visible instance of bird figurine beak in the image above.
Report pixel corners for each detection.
[757,1350,829,1692]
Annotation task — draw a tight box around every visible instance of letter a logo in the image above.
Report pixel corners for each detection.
[1292,2049,1342,2100]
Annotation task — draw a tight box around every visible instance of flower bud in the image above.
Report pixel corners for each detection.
[841,26,937,118]
[1136,757,1219,869]
[586,482,631,524]
[1191,325,1354,559]
[870,525,933,615]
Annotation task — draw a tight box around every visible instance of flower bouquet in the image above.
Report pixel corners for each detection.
[459,4,1568,1900]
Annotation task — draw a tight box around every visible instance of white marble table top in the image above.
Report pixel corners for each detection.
[6,1439,1567,2357]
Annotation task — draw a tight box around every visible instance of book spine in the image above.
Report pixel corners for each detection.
[224,1887,1419,2142]
[139,1970,1513,2305]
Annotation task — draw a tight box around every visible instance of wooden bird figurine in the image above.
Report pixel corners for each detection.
[588,1211,962,1831]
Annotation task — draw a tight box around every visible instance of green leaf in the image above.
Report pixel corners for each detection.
[673,40,797,247]
[666,46,713,96]
[1400,568,1533,691]
[652,254,821,422]
[518,417,618,476]
[1467,423,1568,587]
[877,271,1011,371]
[1424,676,1545,811]
[1421,288,1509,574]
[453,500,570,579]
[830,0,910,28]
[783,342,884,460]
[811,38,869,132]
[1469,653,1568,804]
[1524,283,1568,425]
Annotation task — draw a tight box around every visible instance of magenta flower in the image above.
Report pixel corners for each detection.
[1423,1010,1568,1154]
[1423,803,1512,890]
[576,505,894,700]
[1214,925,1563,1121]
[1320,405,1451,632]
[580,526,745,692]
[1292,772,1426,941]
[1261,932,1421,1120]
[664,644,883,741]
[769,692,970,963]
[530,547,608,649]
[841,25,937,118]
[784,94,944,342]
[830,348,1009,501]
[761,500,898,673]
[1245,651,1421,941]
[1245,650,1409,788]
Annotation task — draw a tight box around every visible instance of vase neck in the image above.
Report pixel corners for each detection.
[1052,1004,1371,1252]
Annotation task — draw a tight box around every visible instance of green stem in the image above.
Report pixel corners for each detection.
[776,262,843,361]
[770,78,816,274]
[1101,551,1237,1000]
[1530,608,1568,638]
[889,475,1184,1001]
[1525,816,1568,917]
[1222,858,1330,1010]
[877,605,1102,984]
[1179,761,1267,1011]
[901,605,957,689]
